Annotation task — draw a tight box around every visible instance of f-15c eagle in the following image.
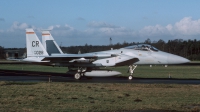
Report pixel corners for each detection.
[8,29,190,80]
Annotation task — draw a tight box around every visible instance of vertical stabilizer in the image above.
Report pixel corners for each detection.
[42,30,63,55]
[26,29,49,57]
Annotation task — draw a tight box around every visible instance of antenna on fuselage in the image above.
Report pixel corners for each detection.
[110,37,113,50]
[110,37,112,46]
[60,42,62,47]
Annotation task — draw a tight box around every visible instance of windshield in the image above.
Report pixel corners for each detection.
[124,44,159,52]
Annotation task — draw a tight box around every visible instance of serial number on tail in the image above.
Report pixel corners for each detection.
[34,51,44,55]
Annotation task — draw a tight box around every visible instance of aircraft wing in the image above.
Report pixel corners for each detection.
[42,53,116,63]
[6,58,23,61]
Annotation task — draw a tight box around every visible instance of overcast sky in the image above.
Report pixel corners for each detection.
[1,0,200,48]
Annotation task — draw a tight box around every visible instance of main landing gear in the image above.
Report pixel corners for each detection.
[74,73,82,80]
[74,67,86,80]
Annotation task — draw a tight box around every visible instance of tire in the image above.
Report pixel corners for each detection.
[74,73,81,80]
[128,75,133,80]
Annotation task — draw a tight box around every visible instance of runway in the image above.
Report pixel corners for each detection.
[0,69,200,84]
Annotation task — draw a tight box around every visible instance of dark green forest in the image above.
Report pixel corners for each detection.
[1,38,200,60]
[0,46,4,59]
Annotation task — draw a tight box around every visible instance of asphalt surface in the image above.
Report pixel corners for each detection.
[0,69,200,84]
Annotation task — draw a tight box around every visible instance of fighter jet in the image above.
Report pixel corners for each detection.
[40,29,190,80]
[8,29,190,80]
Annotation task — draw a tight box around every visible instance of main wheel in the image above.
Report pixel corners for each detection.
[74,73,81,80]
[128,75,133,80]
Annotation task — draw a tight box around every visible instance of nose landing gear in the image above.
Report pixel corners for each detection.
[128,65,137,80]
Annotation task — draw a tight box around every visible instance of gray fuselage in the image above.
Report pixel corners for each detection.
[89,44,189,66]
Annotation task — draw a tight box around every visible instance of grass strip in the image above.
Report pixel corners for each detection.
[0,82,200,111]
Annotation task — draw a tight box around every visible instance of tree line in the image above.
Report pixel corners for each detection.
[1,38,200,60]
[0,46,4,59]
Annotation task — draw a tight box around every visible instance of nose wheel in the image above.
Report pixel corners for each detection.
[128,75,133,80]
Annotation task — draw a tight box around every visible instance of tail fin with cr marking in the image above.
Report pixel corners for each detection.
[26,29,49,57]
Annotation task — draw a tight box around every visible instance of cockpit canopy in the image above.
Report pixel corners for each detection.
[124,44,159,52]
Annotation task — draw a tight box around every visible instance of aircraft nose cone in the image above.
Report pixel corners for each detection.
[168,54,190,64]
